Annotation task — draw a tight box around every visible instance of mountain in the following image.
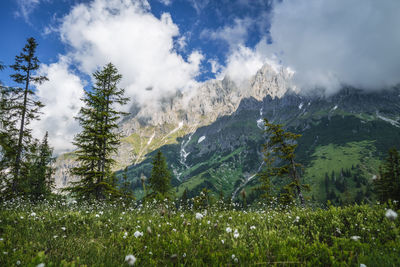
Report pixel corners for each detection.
[53,63,400,204]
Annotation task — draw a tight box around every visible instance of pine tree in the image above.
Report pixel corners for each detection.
[8,37,48,194]
[148,150,171,198]
[120,167,134,201]
[28,132,54,200]
[67,63,129,200]
[374,148,400,204]
[261,119,308,206]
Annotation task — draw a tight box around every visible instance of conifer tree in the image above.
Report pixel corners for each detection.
[67,63,129,200]
[374,148,400,204]
[149,150,171,197]
[28,132,54,200]
[8,37,48,194]
[261,119,308,206]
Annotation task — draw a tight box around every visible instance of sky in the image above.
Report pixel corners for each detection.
[0,0,399,154]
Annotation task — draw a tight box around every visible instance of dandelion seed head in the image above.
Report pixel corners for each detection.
[125,254,136,266]
[385,209,398,220]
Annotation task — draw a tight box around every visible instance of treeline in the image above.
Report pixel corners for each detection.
[0,38,135,202]
[0,38,53,201]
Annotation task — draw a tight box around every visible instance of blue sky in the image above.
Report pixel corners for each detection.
[0,0,273,84]
[1,0,399,154]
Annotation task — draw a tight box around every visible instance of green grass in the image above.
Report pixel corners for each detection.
[0,200,399,266]
[303,141,381,201]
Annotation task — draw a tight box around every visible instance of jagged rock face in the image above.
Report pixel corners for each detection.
[53,63,293,190]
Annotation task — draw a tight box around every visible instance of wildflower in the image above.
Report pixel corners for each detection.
[294,216,300,223]
[250,226,256,230]
[360,264,367,267]
[226,227,232,233]
[30,212,36,217]
[147,226,152,234]
[95,214,100,218]
[385,209,398,221]
[172,228,177,232]
[350,236,361,241]
[183,253,186,258]
[232,254,236,259]
[61,227,66,231]
[233,229,239,239]
[16,260,21,265]
[123,232,128,239]
[37,264,45,267]
[134,231,143,238]
[125,254,137,266]
[221,239,225,244]
[195,213,203,220]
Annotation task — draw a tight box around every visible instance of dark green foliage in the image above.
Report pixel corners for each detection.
[148,150,171,198]
[374,148,400,204]
[0,38,50,199]
[9,38,48,192]
[261,119,307,206]
[66,63,129,200]
[119,167,134,201]
[27,132,55,200]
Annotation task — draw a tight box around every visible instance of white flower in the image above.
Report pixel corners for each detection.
[195,213,203,220]
[134,231,143,238]
[30,212,36,217]
[183,253,186,258]
[221,239,225,244]
[125,254,136,266]
[350,236,361,241]
[123,232,128,239]
[95,214,100,218]
[172,229,177,232]
[250,226,256,230]
[36,264,45,267]
[385,209,398,220]
[226,227,232,233]
[360,264,367,267]
[294,216,300,223]
[16,260,21,265]
[61,227,66,231]
[232,254,235,259]
[233,229,239,239]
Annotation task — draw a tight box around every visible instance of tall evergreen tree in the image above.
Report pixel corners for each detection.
[261,119,308,206]
[28,132,55,200]
[149,150,171,197]
[67,63,129,200]
[8,37,48,194]
[374,148,400,204]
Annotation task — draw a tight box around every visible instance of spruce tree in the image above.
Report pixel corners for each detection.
[8,37,48,194]
[67,63,129,200]
[261,119,308,206]
[149,150,171,198]
[28,132,54,200]
[374,148,400,204]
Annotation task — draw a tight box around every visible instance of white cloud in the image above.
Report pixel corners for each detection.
[221,45,265,85]
[59,0,203,105]
[202,18,253,49]
[158,0,172,6]
[263,0,400,93]
[33,0,204,153]
[15,0,41,22]
[33,56,85,155]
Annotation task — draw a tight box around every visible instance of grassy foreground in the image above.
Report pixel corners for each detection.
[0,199,399,266]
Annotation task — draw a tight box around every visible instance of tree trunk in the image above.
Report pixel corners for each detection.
[291,158,305,206]
[13,67,30,192]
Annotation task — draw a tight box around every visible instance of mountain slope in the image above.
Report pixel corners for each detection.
[117,86,400,203]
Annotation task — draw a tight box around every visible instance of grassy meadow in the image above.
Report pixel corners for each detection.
[0,198,399,266]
